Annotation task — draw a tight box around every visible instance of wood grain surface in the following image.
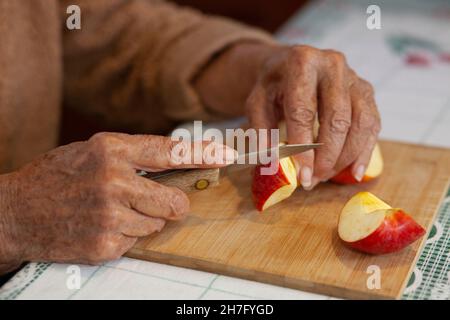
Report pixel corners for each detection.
[126,141,450,299]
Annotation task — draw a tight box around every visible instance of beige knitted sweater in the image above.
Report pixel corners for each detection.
[0,0,272,172]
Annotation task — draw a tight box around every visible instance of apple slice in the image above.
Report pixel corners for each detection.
[338,192,426,254]
[252,157,297,211]
[331,144,384,184]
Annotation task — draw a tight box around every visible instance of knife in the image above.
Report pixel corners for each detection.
[139,143,321,193]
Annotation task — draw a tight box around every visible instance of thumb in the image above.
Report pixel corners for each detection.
[121,135,238,171]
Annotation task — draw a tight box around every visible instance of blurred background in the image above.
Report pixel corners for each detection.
[60,0,311,143]
[172,0,310,32]
[61,0,450,150]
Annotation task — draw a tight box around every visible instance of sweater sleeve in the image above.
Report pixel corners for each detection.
[61,0,274,131]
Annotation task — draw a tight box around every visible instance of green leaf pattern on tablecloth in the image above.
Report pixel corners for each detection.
[387,35,440,55]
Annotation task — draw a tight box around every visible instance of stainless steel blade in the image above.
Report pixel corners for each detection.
[141,143,322,181]
[225,143,322,174]
[235,143,321,164]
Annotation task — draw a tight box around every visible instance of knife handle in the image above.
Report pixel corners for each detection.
[140,168,220,193]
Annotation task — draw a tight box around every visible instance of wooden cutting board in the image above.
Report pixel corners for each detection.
[126,141,450,299]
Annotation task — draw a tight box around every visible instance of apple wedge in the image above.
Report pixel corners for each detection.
[331,144,384,184]
[252,157,297,211]
[338,192,426,254]
[281,120,382,185]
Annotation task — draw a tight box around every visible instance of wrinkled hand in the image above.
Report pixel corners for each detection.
[245,45,381,189]
[0,133,235,267]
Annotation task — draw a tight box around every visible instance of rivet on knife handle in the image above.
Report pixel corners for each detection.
[138,168,220,193]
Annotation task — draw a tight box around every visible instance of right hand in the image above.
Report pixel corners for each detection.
[0,133,236,267]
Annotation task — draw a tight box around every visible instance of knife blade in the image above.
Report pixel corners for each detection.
[229,143,321,172]
[139,143,321,193]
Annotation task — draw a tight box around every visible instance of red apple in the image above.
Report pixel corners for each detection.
[331,144,383,184]
[338,192,426,254]
[252,157,297,211]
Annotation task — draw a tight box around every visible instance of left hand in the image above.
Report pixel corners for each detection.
[196,43,381,190]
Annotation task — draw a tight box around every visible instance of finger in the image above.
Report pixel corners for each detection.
[114,234,138,255]
[313,58,351,182]
[136,137,238,171]
[283,57,318,189]
[350,82,381,180]
[125,175,190,221]
[246,84,278,130]
[118,208,166,238]
[352,133,378,181]
[95,133,238,171]
[246,84,278,150]
[333,79,380,177]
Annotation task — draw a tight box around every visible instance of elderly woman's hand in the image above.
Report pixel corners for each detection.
[196,43,381,190]
[0,133,235,270]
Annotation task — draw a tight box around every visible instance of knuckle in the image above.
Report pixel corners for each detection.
[356,110,376,131]
[372,117,382,135]
[290,45,318,63]
[93,234,120,261]
[355,110,381,136]
[358,79,375,97]
[326,50,346,64]
[89,132,121,159]
[287,106,316,129]
[90,132,114,148]
[329,111,351,134]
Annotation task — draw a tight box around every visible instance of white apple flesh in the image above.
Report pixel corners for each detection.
[331,144,384,184]
[252,157,297,211]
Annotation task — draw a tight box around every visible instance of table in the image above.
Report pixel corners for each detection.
[1,0,450,300]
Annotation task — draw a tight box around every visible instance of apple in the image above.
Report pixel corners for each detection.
[338,192,426,254]
[280,119,382,185]
[331,144,383,184]
[252,156,297,211]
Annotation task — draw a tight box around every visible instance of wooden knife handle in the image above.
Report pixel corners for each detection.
[140,168,220,193]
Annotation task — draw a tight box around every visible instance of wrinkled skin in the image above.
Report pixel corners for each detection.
[0,133,235,272]
[196,44,381,190]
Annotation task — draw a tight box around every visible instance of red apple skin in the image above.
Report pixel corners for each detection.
[331,166,377,184]
[331,167,361,184]
[331,144,383,184]
[345,210,426,254]
[252,162,289,211]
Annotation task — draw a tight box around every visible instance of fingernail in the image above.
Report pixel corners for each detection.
[224,146,238,164]
[300,166,312,189]
[354,165,365,182]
